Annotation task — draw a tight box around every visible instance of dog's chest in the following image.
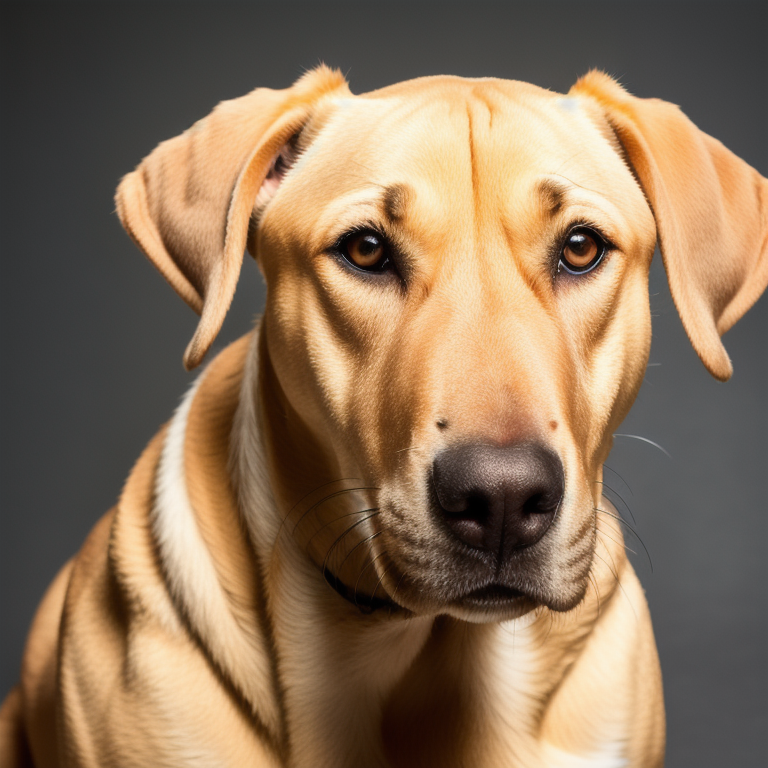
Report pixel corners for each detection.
[377,618,545,768]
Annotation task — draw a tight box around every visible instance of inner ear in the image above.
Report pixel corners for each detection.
[254,133,300,210]
[248,133,301,259]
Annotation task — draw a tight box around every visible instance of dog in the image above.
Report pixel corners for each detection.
[1,65,766,768]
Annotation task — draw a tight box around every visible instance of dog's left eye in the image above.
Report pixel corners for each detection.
[338,230,391,272]
[559,227,607,274]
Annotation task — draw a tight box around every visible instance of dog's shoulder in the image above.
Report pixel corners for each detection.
[15,332,284,765]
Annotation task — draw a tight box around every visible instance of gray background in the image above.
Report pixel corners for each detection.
[1,1,766,765]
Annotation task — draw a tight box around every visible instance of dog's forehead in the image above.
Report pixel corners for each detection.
[301,75,633,199]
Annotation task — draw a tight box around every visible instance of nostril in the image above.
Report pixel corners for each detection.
[465,495,488,520]
[432,442,564,557]
[440,494,492,549]
[522,493,543,515]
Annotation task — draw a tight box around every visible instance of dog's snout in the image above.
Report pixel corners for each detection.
[432,443,564,556]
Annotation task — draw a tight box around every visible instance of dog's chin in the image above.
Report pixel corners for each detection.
[385,570,591,623]
[443,585,539,624]
[440,582,587,623]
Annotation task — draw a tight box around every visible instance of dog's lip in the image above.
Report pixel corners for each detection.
[457,583,527,605]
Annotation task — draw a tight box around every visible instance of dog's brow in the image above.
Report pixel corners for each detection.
[382,183,412,222]
[536,178,568,215]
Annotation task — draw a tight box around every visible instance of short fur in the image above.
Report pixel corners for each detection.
[1,67,766,767]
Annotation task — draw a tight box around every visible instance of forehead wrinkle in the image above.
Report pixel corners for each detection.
[550,173,609,199]
[468,84,497,127]
[539,173,632,229]
[535,175,615,219]
[464,93,498,241]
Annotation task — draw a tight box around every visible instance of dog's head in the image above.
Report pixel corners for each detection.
[117,67,768,622]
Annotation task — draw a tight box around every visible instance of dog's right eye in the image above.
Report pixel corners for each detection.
[337,230,391,272]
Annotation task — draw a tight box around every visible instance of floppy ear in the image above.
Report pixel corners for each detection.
[570,71,768,381]
[116,65,350,370]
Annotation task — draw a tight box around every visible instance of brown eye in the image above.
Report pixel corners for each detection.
[340,230,389,271]
[560,227,606,273]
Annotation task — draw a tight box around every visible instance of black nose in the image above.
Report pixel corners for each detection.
[432,443,564,556]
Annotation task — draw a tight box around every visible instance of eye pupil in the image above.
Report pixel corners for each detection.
[358,234,381,256]
[568,233,590,255]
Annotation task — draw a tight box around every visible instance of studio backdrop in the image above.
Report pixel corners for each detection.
[1,2,765,766]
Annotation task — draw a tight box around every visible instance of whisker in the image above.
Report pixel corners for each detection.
[389,568,408,612]
[592,548,637,622]
[596,525,634,573]
[593,513,624,538]
[602,463,633,496]
[354,549,388,608]
[321,512,380,576]
[304,507,379,549]
[613,433,671,459]
[335,528,382,580]
[287,485,379,537]
[595,479,636,524]
[275,480,369,543]
[538,607,555,649]
[370,561,396,605]
[594,506,653,572]
[587,571,602,619]
[287,478,364,518]
[551,172,602,196]
[592,549,619,590]
[595,522,637,557]
[552,150,586,176]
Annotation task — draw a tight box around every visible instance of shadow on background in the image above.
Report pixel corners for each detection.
[1,2,766,766]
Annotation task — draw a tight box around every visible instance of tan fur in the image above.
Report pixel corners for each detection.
[2,66,766,767]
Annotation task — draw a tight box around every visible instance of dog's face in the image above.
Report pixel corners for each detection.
[258,77,656,619]
[116,67,767,623]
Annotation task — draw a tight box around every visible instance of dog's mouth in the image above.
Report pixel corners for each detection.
[285,477,590,619]
[444,582,541,622]
[459,583,526,606]
[323,564,534,619]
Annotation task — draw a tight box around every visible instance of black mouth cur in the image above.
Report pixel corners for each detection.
[2,67,766,768]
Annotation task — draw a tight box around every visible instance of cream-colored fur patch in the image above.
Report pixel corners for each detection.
[153,368,280,733]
